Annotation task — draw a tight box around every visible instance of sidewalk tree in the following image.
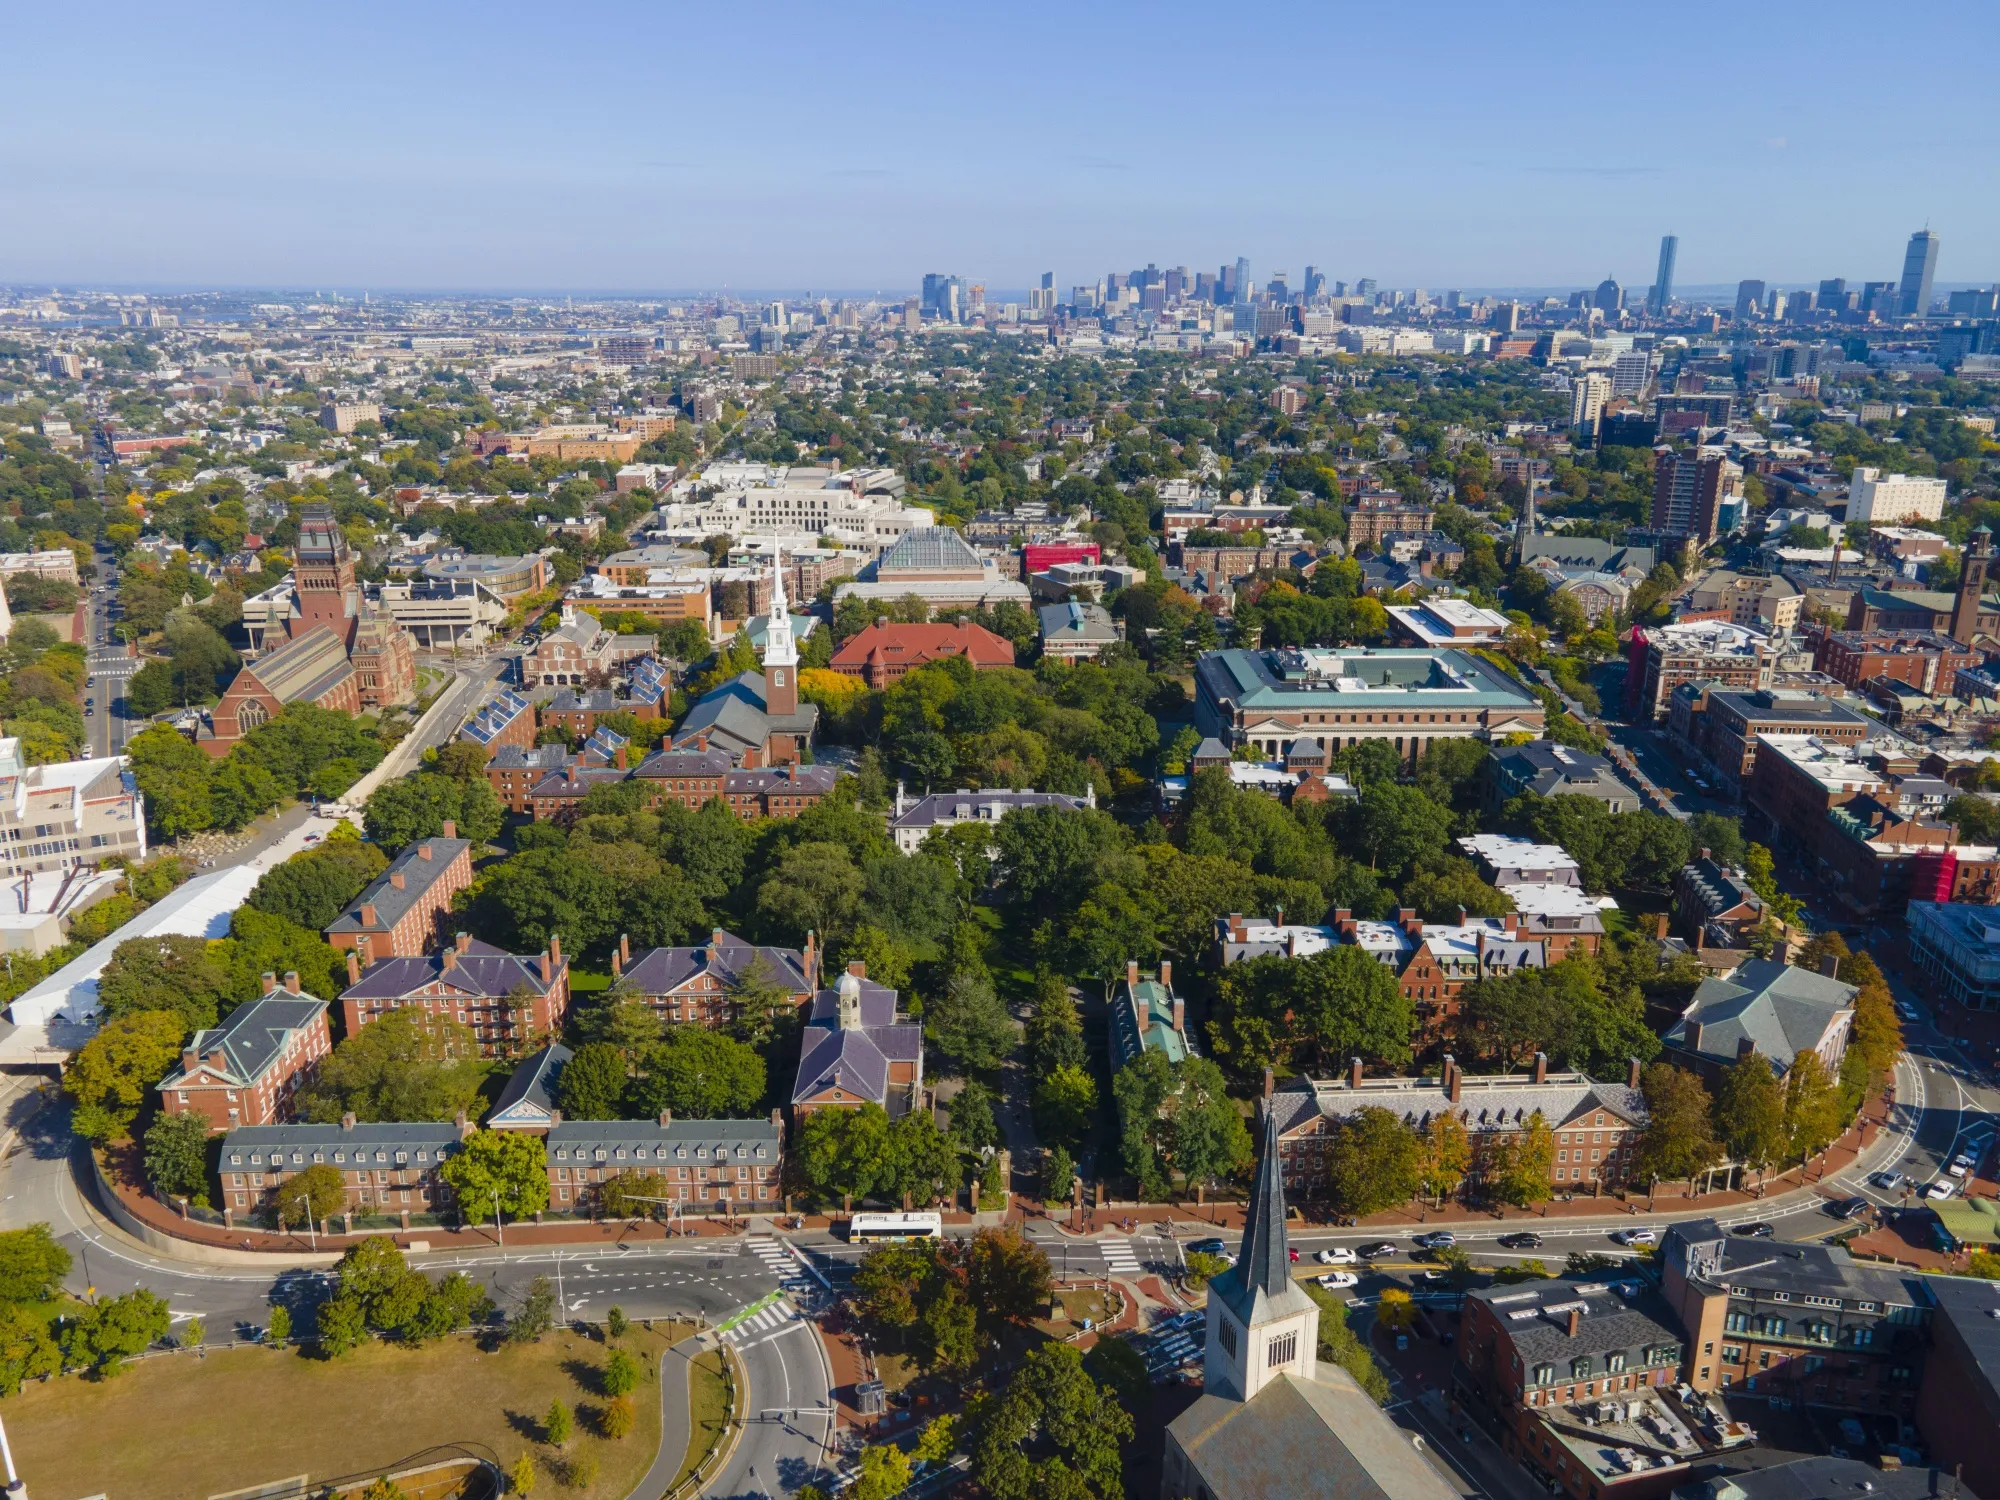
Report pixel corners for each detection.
[1784,1050,1842,1162]
[947,1079,1001,1152]
[1743,844,1803,928]
[58,1287,171,1377]
[1633,1064,1721,1187]
[64,1009,184,1141]
[274,1163,346,1232]
[1041,1145,1076,1204]
[1492,1110,1557,1208]
[1037,1063,1100,1154]
[1326,1106,1422,1217]
[970,1343,1131,1500]
[1417,1111,1472,1205]
[1376,1286,1417,1333]
[851,1443,913,1500]
[885,1110,962,1206]
[441,1129,550,1223]
[265,1305,291,1348]
[508,1276,557,1344]
[1714,1053,1787,1184]
[795,1102,893,1205]
[142,1109,211,1204]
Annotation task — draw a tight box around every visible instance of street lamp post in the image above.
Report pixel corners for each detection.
[493,1190,505,1249]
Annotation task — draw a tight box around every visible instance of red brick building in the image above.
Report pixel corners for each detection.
[1815,629,1977,696]
[611,929,816,1027]
[723,764,836,819]
[323,827,474,960]
[201,626,361,757]
[155,976,331,1131]
[487,744,572,813]
[340,934,571,1058]
[829,620,1016,688]
[457,690,537,761]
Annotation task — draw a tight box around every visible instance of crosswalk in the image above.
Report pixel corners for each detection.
[722,1298,799,1344]
[746,1236,818,1296]
[1101,1236,1142,1276]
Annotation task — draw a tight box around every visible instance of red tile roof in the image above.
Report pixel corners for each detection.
[829,621,1015,675]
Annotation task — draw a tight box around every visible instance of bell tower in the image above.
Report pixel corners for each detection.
[289,503,361,648]
[1951,525,1993,646]
[761,543,798,718]
[1203,1107,1319,1402]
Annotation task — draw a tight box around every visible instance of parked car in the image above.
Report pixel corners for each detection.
[1927,1178,1958,1200]
[1314,1248,1358,1265]
[1497,1232,1543,1250]
[1187,1238,1234,1263]
[1315,1272,1359,1290]
[1731,1221,1775,1238]
[1288,1248,1299,1262]
[1949,1154,1976,1179]
[1611,1228,1657,1247]
[1418,1269,1451,1284]
[1413,1231,1457,1250]
[1357,1241,1398,1258]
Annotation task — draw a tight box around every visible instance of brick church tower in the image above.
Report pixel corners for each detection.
[288,504,362,649]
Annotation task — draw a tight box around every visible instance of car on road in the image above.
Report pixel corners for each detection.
[1927,1178,1958,1200]
[1871,1171,1909,1192]
[1187,1237,1235,1264]
[1610,1228,1657,1247]
[1315,1272,1358,1290]
[1731,1222,1775,1238]
[1827,1197,1870,1220]
[1413,1231,1456,1250]
[1896,1003,1919,1022]
[1497,1232,1543,1250]
[1418,1269,1451,1284]
[1356,1241,1398,1258]
[1314,1248,1357,1264]
[303,832,323,844]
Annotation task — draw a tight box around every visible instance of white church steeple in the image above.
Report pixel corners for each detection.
[760,543,797,717]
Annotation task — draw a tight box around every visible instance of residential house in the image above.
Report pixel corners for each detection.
[323,828,473,961]
[611,929,815,1028]
[1110,961,1193,1072]
[1483,742,1637,815]
[790,964,925,1118]
[546,1117,783,1216]
[1036,602,1120,661]
[220,1117,472,1224]
[886,785,1094,855]
[1673,856,1766,949]
[154,975,330,1131]
[339,933,571,1059]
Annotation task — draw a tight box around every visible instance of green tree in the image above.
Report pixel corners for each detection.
[1631,1064,1721,1186]
[602,1347,641,1397]
[1713,1051,1787,1182]
[1743,843,1803,927]
[545,1397,574,1446]
[756,841,866,944]
[627,1027,766,1119]
[0,1224,71,1304]
[571,988,663,1062]
[441,1130,551,1223]
[1349,781,1452,878]
[1784,1050,1842,1162]
[1024,972,1086,1074]
[1326,1107,1422,1216]
[508,1276,557,1344]
[948,1079,1001,1152]
[300,1009,485,1124]
[363,770,503,852]
[64,1009,184,1140]
[851,1444,913,1500]
[274,1164,347,1231]
[794,1103,893,1204]
[925,971,1014,1074]
[1417,1111,1472,1205]
[556,1041,627,1121]
[247,840,388,930]
[0,1305,61,1395]
[1492,1110,1556,1208]
[1034,1064,1099,1153]
[266,1304,292,1348]
[96,933,233,1039]
[1164,1056,1253,1196]
[126,725,215,839]
[60,1288,171,1377]
[143,1109,212,1204]
[971,1343,1131,1500]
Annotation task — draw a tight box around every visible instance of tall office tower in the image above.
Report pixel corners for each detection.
[1194,271,1216,302]
[1593,278,1623,315]
[1647,235,1678,315]
[1734,280,1766,319]
[1571,371,1613,432]
[1332,281,1348,297]
[1765,288,1788,321]
[1106,271,1126,296]
[1266,272,1289,300]
[1304,265,1325,298]
[1235,258,1252,302]
[1788,290,1819,321]
[1651,452,1727,545]
[921,273,949,318]
[1355,277,1377,298]
[1899,230,1941,316]
[1218,263,1238,301]
[1444,290,1461,310]
[1861,280,1896,314]
[1163,267,1185,300]
[1818,277,1847,306]
[1492,300,1521,333]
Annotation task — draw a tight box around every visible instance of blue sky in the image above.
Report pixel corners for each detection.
[3,0,1995,295]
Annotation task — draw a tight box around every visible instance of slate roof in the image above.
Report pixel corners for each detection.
[549,688,621,715]
[325,836,471,938]
[341,943,565,1003]
[671,670,820,760]
[1678,857,1765,920]
[1679,1456,1954,1500]
[242,625,354,705]
[1466,1275,1684,1367]
[527,764,630,801]
[791,977,921,1108]
[547,1118,781,1158]
[727,765,837,798]
[1037,602,1118,644]
[159,992,327,1090]
[1211,1107,1315,1331]
[1489,740,1627,800]
[1265,1072,1647,1138]
[1665,959,1856,1070]
[1167,1364,1459,1500]
[620,930,812,997]
[490,743,571,775]
[222,1121,466,1164]
[1663,1218,1928,1305]
[489,1041,571,1125]
[634,747,734,779]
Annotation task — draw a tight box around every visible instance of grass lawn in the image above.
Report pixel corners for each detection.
[8,1320,695,1500]
[671,1347,733,1492]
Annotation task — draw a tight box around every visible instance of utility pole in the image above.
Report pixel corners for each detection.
[0,1408,26,1499]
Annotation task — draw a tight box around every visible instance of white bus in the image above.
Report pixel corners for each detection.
[846,1211,943,1243]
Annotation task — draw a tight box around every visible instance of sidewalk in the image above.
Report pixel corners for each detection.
[626,1334,702,1500]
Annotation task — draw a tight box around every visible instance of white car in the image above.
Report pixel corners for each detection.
[1315,1272,1359,1290]
[1949,1154,1976,1178]
[1927,1178,1959,1200]
[1611,1228,1658,1247]
[1314,1248,1358,1265]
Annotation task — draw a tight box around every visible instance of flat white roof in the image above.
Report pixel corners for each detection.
[1457,833,1581,870]
[9,864,262,1027]
[1503,884,1618,918]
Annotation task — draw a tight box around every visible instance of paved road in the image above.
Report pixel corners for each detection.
[83,578,137,760]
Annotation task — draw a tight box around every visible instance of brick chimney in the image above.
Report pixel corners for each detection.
[360,903,378,928]
[550,933,562,965]
[1655,912,1670,940]
[1773,936,1793,965]
[659,1109,673,1125]
[1171,996,1185,1034]
[1628,1057,1642,1089]
[1400,907,1423,937]
[1335,908,1358,939]
[456,932,471,954]
[442,819,457,840]
[346,952,361,986]
[847,960,866,978]
[1264,1067,1276,1099]
[1533,1051,1548,1085]
[1350,1056,1364,1089]
[548,1109,562,1126]
[540,948,553,983]
[1819,953,1841,978]
[1126,960,1139,989]
[619,933,631,966]
[442,945,458,972]
[261,972,277,996]
[615,745,628,770]
[284,971,301,994]
[341,1111,357,1131]
[1567,1307,1581,1338]
[712,928,727,949]
[610,950,622,978]
[1160,960,1172,990]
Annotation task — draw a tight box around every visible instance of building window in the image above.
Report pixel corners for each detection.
[1218,1319,1237,1358]
[1267,1332,1297,1369]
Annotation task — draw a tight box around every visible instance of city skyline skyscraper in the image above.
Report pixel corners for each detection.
[1647,234,1678,315]
[1900,229,1940,316]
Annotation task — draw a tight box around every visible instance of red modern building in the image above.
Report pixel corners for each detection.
[1020,541,1100,578]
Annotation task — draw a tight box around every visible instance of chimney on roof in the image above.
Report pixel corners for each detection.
[261,972,277,996]
[549,933,562,965]
[457,932,471,954]
[1448,1060,1463,1103]
[1160,959,1172,989]
[620,933,630,965]
[659,1109,673,1126]
[442,945,458,972]
[540,949,553,983]
[346,952,361,986]
[390,871,407,890]
[876,615,888,628]
[418,840,433,861]
[1533,1051,1548,1085]
[1567,1307,1581,1338]
[1628,1056,1643,1089]
[1737,1035,1757,1062]
[1773,936,1793,965]
[1655,912,1670,940]
[548,1109,561,1126]
[847,960,866,978]
[360,903,378,928]
[1690,1020,1705,1053]
[610,950,622,978]
[1171,995,1184,1033]
[1264,1066,1276,1099]
[712,928,726,948]
[1400,907,1423,937]
[341,1111,357,1131]
[1127,960,1140,988]
[1699,847,1711,861]
[1819,953,1841,978]
[442,819,457,840]
[1458,904,1468,925]
[284,971,301,994]
[456,1110,474,1141]
[1350,1056,1364,1089]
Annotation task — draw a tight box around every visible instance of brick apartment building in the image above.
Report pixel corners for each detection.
[521,605,655,687]
[457,690,536,761]
[611,929,815,1026]
[1815,630,1978,697]
[339,934,571,1058]
[220,1117,473,1222]
[486,744,572,813]
[155,975,331,1131]
[323,827,473,960]
[1671,687,1871,791]
[632,747,731,808]
[1661,1218,1930,1415]
[1344,494,1435,547]
[546,1117,784,1214]
[1262,1059,1648,1202]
